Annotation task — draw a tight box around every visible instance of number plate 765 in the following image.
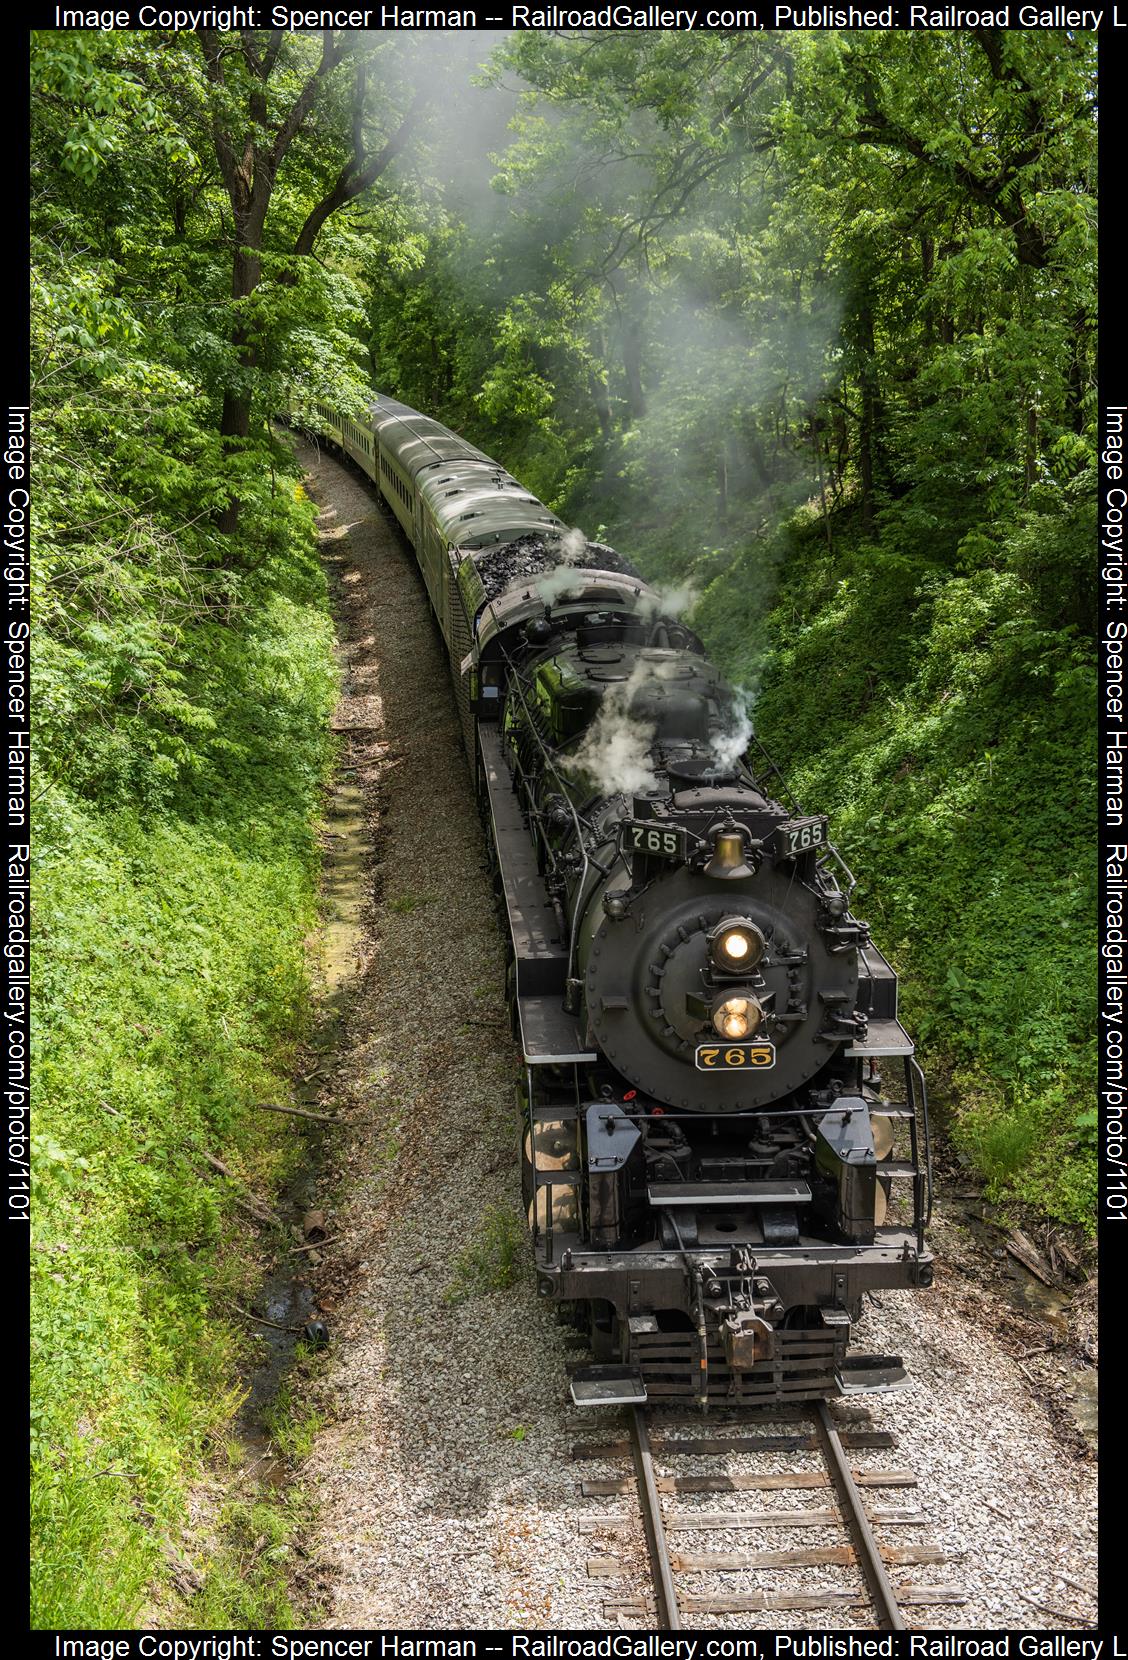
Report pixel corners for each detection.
[695,1043,776,1071]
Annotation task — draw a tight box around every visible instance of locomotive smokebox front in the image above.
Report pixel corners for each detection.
[578,811,861,1112]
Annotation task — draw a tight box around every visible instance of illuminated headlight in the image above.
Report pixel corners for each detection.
[712,995,762,1040]
[709,918,765,972]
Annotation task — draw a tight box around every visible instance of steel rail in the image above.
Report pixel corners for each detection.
[629,1408,682,1631]
[814,1400,906,1631]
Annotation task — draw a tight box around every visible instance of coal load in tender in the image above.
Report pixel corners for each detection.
[471,533,642,605]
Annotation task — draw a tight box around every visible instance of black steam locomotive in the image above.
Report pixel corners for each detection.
[313,393,933,1408]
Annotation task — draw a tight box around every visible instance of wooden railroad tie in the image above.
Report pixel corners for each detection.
[581,1467,917,1497]
[573,1431,894,1459]
[577,1504,928,1534]
[603,1584,966,1618]
[587,1542,947,1578]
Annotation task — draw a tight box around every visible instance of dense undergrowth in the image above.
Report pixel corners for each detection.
[28,30,363,1625]
[700,501,1097,1225]
[32,408,336,1626]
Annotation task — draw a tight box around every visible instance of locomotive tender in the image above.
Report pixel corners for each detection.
[312,393,933,1408]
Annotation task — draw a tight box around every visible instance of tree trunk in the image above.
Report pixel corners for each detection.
[1065,308,1091,435]
[853,293,883,534]
[589,369,613,442]
[216,239,262,538]
[622,319,646,421]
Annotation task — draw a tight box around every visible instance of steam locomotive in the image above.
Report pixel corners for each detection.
[311,393,933,1408]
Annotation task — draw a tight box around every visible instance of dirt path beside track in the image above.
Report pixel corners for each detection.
[292,439,1097,1632]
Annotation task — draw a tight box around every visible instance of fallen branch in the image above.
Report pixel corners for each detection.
[201,1153,284,1228]
[233,1303,304,1333]
[257,1101,343,1126]
[230,1193,285,1228]
[1005,1229,1056,1286]
[289,1235,339,1255]
[1013,1588,1077,1624]
[1054,1571,1095,1597]
[98,1107,287,1227]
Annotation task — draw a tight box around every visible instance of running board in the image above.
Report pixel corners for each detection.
[570,1365,648,1407]
[838,1354,907,1394]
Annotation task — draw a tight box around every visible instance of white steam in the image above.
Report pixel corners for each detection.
[635,580,698,621]
[555,526,589,564]
[711,693,755,773]
[562,657,674,797]
[564,662,756,799]
[535,565,588,607]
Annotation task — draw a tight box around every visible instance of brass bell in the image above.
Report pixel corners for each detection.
[703,827,755,881]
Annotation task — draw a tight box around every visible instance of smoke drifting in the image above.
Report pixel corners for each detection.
[555,526,588,564]
[370,35,843,719]
[535,565,587,607]
[635,580,698,621]
[711,694,754,773]
[532,525,605,605]
[562,656,676,798]
[561,655,755,799]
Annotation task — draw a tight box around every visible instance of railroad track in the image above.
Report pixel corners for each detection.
[572,1403,966,1628]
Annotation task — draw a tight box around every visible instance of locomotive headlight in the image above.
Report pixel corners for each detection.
[708,918,766,972]
[712,996,762,1040]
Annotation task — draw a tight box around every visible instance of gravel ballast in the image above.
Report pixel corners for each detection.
[296,441,1097,1633]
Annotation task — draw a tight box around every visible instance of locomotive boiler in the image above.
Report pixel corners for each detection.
[311,392,933,1408]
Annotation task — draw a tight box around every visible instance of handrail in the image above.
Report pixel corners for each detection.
[909,1055,933,1228]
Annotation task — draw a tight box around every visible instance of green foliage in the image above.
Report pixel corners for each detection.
[31,29,1099,1630]
[746,510,1096,1225]
[31,29,342,1625]
[444,1204,527,1304]
[188,1493,307,1629]
[31,558,336,1624]
[263,1369,325,1463]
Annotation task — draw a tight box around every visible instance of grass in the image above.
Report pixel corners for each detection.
[188,1494,307,1629]
[31,497,338,1626]
[444,1204,526,1304]
[387,891,435,914]
[263,1368,325,1463]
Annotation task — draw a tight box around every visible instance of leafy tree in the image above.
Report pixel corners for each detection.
[194,29,425,532]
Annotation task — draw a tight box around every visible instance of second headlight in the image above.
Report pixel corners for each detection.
[712,995,763,1040]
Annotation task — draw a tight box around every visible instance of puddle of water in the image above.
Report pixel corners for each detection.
[236,1267,317,1440]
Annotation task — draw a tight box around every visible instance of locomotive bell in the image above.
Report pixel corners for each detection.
[704,824,755,881]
